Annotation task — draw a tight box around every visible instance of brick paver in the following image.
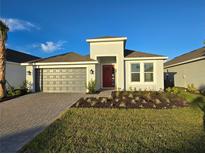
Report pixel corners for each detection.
[0,92,84,152]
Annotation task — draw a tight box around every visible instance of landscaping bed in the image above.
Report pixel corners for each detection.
[0,89,29,103]
[72,91,188,109]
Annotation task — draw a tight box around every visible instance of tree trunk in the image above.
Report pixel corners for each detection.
[0,40,6,98]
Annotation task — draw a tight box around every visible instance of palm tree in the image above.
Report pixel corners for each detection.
[0,20,9,98]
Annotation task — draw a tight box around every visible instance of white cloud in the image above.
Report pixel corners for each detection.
[0,18,39,32]
[39,41,66,53]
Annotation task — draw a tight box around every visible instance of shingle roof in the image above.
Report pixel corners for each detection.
[6,48,40,63]
[124,49,165,58]
[31,52,95,63]
[164,46,205,67]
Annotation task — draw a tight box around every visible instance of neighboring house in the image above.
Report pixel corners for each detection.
[22,36,167,93]
[6,48,40,89]
[164,46,205,90]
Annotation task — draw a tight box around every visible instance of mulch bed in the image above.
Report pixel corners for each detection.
[71,91,188,109]
[0,93,29,103]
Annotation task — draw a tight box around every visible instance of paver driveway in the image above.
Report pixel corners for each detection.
[0,92,84,152]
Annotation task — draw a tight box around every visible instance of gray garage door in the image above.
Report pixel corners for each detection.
[35,68,86,93]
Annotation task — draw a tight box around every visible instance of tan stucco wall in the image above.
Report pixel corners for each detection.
[125,59,164,91]
[89,41,125,90]
[6,61,26,88]
[165,59,205,90]
[26,64,96,92]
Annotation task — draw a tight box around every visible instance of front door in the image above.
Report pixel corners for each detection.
[103,65,115,87]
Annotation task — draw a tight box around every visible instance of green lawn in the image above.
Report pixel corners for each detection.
[21,93,205,153]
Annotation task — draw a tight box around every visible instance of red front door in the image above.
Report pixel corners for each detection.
[103,65,114,87]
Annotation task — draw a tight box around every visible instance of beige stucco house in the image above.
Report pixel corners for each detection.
[22,36,167,93]
[164,46,205,90]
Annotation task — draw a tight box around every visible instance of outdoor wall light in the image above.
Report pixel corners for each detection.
[27,71,31,75]
[90,69,94,74]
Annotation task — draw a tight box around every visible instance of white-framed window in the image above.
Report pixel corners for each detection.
[131,63,140,82]
[144,63,154,82]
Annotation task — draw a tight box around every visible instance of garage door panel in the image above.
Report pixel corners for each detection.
[36,68,87,93]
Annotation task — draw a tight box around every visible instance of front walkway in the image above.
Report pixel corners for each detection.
[0,93,85,152]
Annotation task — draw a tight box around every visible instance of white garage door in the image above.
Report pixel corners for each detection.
[35,68,87,93]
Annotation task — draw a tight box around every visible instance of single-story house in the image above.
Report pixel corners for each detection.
[22,36,167,93]
[164,46,205,90]
[6,48,40,89]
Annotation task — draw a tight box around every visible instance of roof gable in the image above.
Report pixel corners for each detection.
[165,46,205,67]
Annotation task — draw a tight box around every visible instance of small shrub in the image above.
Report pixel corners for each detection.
[115,91,120,97]
[20,80,31,93]
[166,87,172,93]
[15,89,22,96]
[172,87,180,94]
[129,87,133,91]
[7,86,16,96]
[187,84,198,93]
[166,87,181,95]
[87,80,96,94]
[144,92,151,100]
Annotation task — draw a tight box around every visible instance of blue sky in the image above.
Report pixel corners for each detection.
[1,0,205,59]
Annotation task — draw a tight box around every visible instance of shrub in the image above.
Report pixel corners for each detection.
[20,80,31,93]
[187,84,198,93]
[166,87,181,95]
[87,80,96,94]
[15,89,22,96]
[7,86,16,96]
[166,87,172,93]
[115,91,120,97]
[172,87,180,94]
[129,87,133,91]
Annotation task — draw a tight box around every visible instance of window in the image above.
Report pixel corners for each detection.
[131,63,140,82]
[144,63,153,82]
